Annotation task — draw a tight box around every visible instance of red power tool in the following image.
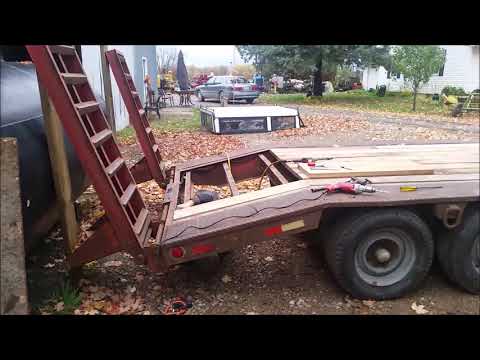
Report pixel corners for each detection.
[311,182,379,194]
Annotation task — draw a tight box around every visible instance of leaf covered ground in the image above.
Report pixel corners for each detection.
[258,90,480,118]
[27,106,479,315]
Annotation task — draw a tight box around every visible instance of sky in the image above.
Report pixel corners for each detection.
[157,45,246,67]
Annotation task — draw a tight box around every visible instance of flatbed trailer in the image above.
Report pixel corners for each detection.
[27,45,479,300]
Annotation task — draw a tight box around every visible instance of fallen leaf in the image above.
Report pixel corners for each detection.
[93,301,107,311]
[221,275,232,283]
[265,256,274,262]
[411,302,428,314]
[43,263,55,269]
[54,302,64,312]
[362,300,376,308]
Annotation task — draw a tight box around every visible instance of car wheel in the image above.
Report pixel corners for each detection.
[436,205,480,294]
[218,91,225,105]
[197,90,204,102]
[246,98,254,104]
[323,208,434,300]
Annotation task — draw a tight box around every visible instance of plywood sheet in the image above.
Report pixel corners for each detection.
[298,159,434,179]
[271,143,479,161]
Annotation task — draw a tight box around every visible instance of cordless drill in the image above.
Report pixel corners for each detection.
[311,182,378,194]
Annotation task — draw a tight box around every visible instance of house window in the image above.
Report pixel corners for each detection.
[438,49,447,76]
[387,71,401,80]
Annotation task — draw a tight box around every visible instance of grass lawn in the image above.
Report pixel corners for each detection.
[258,90,456,116]
[117,108,201,142]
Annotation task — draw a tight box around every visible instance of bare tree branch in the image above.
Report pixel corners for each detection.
[157,47,178,72]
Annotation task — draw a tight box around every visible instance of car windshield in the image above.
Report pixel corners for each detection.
[229,77,248,84]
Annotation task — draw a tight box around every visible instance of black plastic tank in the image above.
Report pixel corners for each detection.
[0,59,105,250]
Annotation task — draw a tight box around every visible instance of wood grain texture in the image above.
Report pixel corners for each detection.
[223,162,239,196]
[297,160,434,179]
[38,81,78,256]
[173,143,479,220]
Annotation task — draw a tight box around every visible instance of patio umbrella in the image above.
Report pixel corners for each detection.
[176,50,189,90]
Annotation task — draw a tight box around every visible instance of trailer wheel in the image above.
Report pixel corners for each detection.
[436,206,480,294]
[324,208,434,300]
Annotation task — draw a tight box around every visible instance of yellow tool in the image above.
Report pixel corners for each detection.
[400,185,443,192]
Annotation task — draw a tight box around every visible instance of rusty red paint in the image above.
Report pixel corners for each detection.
[191,243,215,255]
[106,49,166,186]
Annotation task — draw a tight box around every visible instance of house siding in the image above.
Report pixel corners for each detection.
[362,46,480,94]
[80,45,157,131]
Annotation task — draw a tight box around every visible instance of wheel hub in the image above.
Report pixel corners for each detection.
[375,248,391,263]
[355,228,416,287]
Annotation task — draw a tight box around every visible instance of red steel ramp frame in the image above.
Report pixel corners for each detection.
[26,45,156,269]
[105,49,167,188]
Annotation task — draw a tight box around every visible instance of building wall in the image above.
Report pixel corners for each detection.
[132,46,158,106]
[80,45,157,131]
[362,46,480,94]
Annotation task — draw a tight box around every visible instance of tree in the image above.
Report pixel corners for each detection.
[231,64,256,79]
[157,47,178,73]
[237,45,391,96]
[392,46,445,111]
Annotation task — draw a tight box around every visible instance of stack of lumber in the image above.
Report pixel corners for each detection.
[272,143,479,179]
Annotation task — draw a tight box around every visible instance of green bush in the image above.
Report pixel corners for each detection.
[441,86,467,96]
[399,90,413,97]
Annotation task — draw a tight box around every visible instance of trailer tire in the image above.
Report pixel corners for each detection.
[323,208,434,300]
[436,206,480,294]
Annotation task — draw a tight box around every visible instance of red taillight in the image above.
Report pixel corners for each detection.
[251,85,257,91]
[170,247,185,258]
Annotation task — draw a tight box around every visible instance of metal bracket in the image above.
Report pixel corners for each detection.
[433,203,467,230]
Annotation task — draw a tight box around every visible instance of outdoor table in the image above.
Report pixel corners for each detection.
[175,89,195,107]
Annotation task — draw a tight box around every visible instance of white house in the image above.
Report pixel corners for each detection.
[81,45,158,130]
[362,45,480,94]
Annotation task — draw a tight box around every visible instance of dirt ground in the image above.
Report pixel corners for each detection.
[27,104,480,315]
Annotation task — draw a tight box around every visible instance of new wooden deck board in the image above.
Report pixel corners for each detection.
[173,143,479,220]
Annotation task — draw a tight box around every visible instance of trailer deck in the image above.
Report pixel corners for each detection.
[159,143,479,267]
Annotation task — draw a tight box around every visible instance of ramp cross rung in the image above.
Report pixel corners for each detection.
[105,158,125,176]
[75,101,100,115]
[120,183,137,205]
[50,45,76,56]
[62,73,88,85]
[91,129,112,146]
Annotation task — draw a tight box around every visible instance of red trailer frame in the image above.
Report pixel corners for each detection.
[27,45,479,300]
